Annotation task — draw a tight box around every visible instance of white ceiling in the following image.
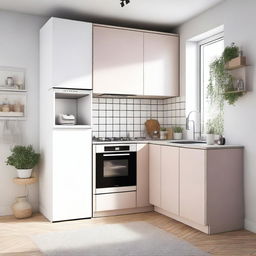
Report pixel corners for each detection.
[0,0,224,31]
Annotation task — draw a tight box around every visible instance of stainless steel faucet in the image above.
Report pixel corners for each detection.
[186,110,200,140]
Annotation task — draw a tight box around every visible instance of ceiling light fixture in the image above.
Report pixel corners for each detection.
[120,0,130,7]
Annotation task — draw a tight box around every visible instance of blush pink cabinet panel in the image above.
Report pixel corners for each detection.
[144,33,179,97]
[137,144,150,207]
[160,146,179,215]
[149,144,161,207]
[93,26,143,95]
[95,192,136,212]
[179,148,206,225]
[207,149,244,234]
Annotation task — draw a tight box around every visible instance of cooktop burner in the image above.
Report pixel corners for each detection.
[93,137,147,142]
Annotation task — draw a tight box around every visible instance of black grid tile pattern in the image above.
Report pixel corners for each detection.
[92,96,186,138]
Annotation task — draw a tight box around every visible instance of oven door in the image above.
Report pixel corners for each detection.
[96,152,136,191]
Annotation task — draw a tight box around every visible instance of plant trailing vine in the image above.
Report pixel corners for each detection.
[207,43,244,134]
[208,42,243,106]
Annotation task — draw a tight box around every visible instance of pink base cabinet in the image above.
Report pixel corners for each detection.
[149,144,244,234]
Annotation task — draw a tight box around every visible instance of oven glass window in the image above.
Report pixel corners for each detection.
[103,159,129,178]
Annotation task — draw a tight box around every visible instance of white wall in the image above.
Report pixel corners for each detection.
[178,0,256,232]
[0,11,47,215]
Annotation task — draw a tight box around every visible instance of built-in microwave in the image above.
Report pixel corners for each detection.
[95,144,137,194]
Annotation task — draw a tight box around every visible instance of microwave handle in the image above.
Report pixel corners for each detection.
[103,153,130,157]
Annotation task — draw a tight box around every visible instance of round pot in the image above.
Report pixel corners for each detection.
[16,169,32,179]
[173,132,183,140]
[12,196,32,219]
[206,134,215,145]
[160,131,167,140]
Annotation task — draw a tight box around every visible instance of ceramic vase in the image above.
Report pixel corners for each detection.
[12,196,32,219]
[16,169,32,178]
[160,131,166,140]
[206,134,215,145]
[173,132,182,140]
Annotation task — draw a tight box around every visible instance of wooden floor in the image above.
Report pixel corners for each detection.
[0,212,256,256]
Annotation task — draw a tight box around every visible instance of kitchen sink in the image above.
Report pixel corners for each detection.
[169,140,206,144]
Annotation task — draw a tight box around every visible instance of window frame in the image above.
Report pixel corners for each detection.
[198,33,224,135]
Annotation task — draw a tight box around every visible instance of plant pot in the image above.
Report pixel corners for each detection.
[160,131,167,140]
[173,132,183,140]
[16,169,32,178]
[12,196,32,219]
[206,134,215,145]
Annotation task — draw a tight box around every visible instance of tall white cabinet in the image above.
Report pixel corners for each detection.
[41,17,92,90]
[40,18,93,222]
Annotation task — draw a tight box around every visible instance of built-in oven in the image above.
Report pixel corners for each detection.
[95,144,137,194]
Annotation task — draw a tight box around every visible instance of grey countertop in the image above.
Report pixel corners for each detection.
[92,139,243,150]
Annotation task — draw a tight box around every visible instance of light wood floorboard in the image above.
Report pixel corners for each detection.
[0,212,256,256]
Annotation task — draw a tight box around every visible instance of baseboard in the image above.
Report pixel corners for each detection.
[94,206,153,218]
[0,205,12,216]
[0,202,38,217]
[245,219,256,233]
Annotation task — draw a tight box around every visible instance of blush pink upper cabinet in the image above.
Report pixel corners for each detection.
[160,146,179,215]
[144,33,179,97]
[93,26,143,95]
[40,18,92,89]
[179,148,206,226]
[149,144,161,207]
[137,144,151,208]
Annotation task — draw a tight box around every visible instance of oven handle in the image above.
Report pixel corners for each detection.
[103,153,130,157]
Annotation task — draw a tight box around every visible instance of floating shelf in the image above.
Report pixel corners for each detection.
[13,177,38,185]
[0,88,27,93]
[0,112,24,117]
[223,90,247,95]
[225,64,247,71]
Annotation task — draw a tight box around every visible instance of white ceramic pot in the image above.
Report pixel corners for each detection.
[173,132,183,140]
[16,169,32,179]
[160,131,167,140]
[12,196,32,219]
[206,134,215,145]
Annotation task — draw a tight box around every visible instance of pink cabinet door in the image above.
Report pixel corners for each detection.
[144,33,179,97]
[149,144,161,207]
[137,144,150,207]
[160,146,179,215]
[93,26,143,95]
[179,148,206,225]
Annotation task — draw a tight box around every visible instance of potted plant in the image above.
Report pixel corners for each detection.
[160,127,167,140]
[6,145,40,179]
[208,42,244,106]
[206,121,215,145]
[173,127,183,140]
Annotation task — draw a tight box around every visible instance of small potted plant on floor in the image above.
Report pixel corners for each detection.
[206,121,215,145]
[6,145,40,178]
[173,127,183,140]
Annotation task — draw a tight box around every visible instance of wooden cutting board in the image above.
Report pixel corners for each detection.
[145,119,160,138]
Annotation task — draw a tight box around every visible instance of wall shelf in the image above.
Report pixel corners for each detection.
[225,64,247,71]
[0,89,27,93]
[223,90,247,95]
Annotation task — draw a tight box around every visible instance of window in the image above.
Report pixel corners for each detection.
[199,35,224,134]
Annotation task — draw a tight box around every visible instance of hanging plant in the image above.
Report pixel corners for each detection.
[208,42,244,106]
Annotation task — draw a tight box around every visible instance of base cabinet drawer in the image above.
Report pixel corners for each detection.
[95,192,136,212]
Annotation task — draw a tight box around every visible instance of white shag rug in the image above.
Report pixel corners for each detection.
[32,221,210,256]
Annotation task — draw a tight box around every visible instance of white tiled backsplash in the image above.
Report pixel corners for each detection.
[92,96,186,138]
